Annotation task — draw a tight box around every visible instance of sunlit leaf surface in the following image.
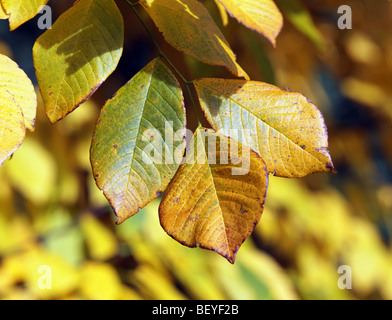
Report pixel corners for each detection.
[216,0,283,46]
[160,128,268,263]
[33,0,123,123]
[0,54,36,166]
[1,0,49,30]
[91,59,186,224]
[195,78,335,177]
[140,0,248,79]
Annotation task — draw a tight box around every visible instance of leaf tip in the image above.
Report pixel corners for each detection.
[115,205,143,225]
[326,161,337,174]
[47,110,61,124]
[115,216,125,225]
[115,212,132,225]
[226,253,236,264]
[222,247,238,264]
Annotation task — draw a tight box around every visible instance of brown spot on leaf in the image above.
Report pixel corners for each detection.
[239,205,247,214]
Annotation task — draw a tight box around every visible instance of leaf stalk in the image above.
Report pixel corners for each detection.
[124,0,202,127]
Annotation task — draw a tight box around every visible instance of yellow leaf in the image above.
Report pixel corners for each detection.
[0,2,8,19]
[0,215,35,255]
[1,0,49,30]
[140,0,248,79]
[0,54,36,167]
[214,0,228,26]
[239,249,299,299]
[0,248,80,299]
[0,97,25,167]
[210,250,261,299]
[131,264,187,299]
[159,128,268,263]
[80,214,118,261]
[216,0,283,46]
[80,262,138,300]
[4,137,56,204]
[194,78,335,177]
[296,244,349,299]
[0,54,37,131]
[26,249,80,299]
[137,199,228,299]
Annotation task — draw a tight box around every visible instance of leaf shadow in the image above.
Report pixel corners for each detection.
[146,0,246,78]
[35,2,123,77]
[198,79,246,119]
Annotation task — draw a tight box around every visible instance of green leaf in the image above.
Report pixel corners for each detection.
[90,58,186,224]
[0,54,37,167]
[33,0,124,123]
[194,78,335,178]
[140,0,248,79]
[1,0,49,30]
[159,128,268,263]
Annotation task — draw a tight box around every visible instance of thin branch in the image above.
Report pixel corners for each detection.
[124,0,201,127]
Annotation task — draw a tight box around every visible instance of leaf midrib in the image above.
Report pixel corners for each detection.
[197,131,233,260]
[120,66,156,211]
[200,82,327,166]
[52,0,94,115]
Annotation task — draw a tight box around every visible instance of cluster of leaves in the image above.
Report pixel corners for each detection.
[0,0,335,263]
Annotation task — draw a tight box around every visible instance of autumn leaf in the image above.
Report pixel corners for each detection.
[0,2,8,19]
[91,58,186,224]
[194,78,335,178]
[140,0,248,79]
[1,0,49,30]
[216,0,283,46]
[214,0,228,27]
[0,54,37,166]
[159,128,268,263]
[0,100,25,168]
[33,0,123,123]
[80,214,118,261]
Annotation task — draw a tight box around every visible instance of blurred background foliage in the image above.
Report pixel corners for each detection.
[1,0,392,300]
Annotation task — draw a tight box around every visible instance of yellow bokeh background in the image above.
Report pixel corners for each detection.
[1,0,392,300]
